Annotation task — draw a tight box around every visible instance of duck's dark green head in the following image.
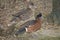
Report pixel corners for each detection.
[35,13,42,19]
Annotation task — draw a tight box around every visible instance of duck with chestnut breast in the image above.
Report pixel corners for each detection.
[15,13,42,35]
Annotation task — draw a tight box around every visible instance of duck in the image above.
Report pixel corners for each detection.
[8,0,37,27]
[11,0,36,22]
[15,13,42,35]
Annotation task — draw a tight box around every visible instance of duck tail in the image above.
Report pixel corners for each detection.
[15,27,26,35]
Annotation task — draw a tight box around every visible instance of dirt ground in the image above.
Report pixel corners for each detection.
[0,0,60,40]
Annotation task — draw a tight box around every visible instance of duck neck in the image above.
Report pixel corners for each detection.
[36,18,41,22]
